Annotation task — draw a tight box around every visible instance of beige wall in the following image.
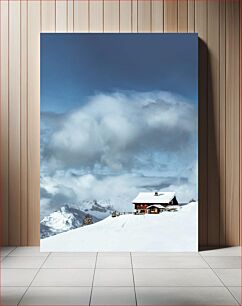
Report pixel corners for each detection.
[0,0,240,247]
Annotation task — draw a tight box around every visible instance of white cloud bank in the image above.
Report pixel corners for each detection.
[41,91,198,215]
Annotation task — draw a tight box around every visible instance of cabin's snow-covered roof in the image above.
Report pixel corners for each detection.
[132,192,175,204]
[147,204,165,209]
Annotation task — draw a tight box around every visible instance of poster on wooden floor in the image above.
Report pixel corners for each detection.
[40,34,198,252]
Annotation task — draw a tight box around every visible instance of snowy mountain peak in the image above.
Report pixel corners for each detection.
[83,200,115,219]
[40,201,115,239]
[41,205,98,239]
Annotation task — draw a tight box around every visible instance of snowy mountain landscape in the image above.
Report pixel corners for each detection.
[40,34,198,251]
[41,201,198,252]
[40,201,114,239]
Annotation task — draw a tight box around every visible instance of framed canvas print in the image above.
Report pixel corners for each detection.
[40,34,198,252]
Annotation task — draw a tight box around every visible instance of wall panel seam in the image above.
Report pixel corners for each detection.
[218,0,221,247]
[225,0,227,244]
[7,0,9,245]
[88,0,90,32]
[20,0,22,245]
[149,0,153,33]
[55,0,57,32]
[188,0,189,32]
[27,0,29,246]
[206,0,208,246]
[177,0,180,33]
[239,0,241,246]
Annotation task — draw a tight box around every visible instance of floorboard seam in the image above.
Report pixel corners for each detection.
[89,252,98,306]
[130,252,138,306]
[199,253,239,304]
[17,252,51,305]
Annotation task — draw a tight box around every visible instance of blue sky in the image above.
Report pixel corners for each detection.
[41,33,198,113]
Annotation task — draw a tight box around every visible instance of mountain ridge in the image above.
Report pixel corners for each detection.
[40,201,114,239]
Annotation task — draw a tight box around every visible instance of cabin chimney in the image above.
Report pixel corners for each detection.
[154,192,158,196]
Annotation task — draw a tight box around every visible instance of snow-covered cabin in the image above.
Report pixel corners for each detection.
[132,192,178,214]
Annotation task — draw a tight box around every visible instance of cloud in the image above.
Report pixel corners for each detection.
[40,90,198,216]
[41,91,197,173]
[40,168,198,217]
